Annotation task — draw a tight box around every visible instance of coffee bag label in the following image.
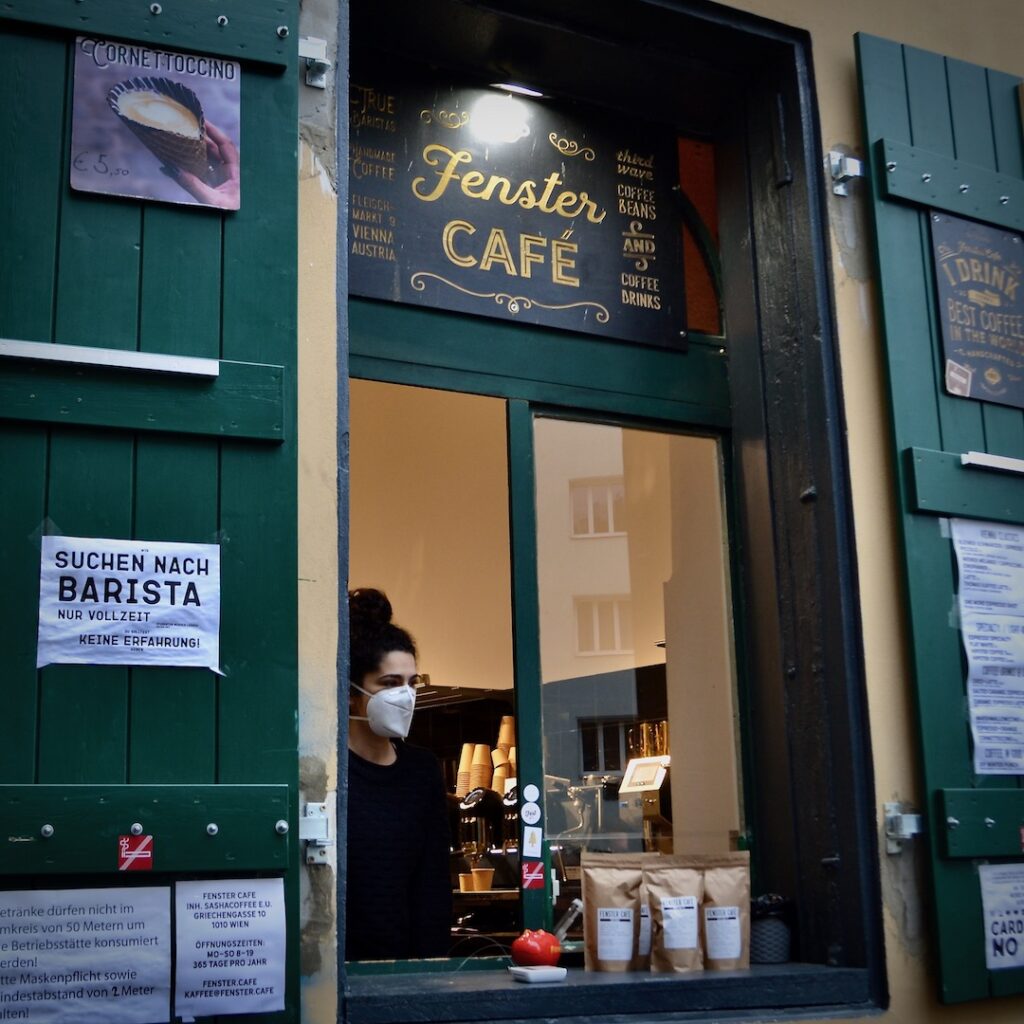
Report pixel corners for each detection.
[597,908,634,961]
[705,905,741,959]
[662,895,698,950]
[638,903,652,956]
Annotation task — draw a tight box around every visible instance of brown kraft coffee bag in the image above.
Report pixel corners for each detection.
[644,858,704,973]
[581,852,645,971]
[700,851,750,970]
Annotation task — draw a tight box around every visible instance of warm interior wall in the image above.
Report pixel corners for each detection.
[348,380,514,691]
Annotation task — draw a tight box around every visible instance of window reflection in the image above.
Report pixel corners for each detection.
[535,419,742,943]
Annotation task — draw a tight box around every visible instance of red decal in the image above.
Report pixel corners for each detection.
[521,860,545,890]
[118,834,153,871]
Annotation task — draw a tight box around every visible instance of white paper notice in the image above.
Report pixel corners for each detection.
[0,887,170,1023]
[979,863,1024,970]
[36,536,220,672]
[951,518,1024,774]
[596,908,633,962]
[174,879,285,1018]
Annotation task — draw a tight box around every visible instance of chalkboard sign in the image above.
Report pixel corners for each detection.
[932,211,1024,408]
[349,71,686,349]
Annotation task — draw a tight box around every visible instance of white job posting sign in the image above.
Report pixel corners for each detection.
[174,879,285,1018]
[0,887,171,1023]
[952,518,1024,774]
[36,536,220,671]
[979,863,1024,970]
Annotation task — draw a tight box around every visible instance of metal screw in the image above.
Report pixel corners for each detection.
[150,3,162,13]
[959,183,970,193]
[785,664,797,680]
[217,15,229,27]
[1000,196,1010,205]
[276,25,289,38]
[933,214,941,222]
[921,172,932,182]
[130,822,144,836]
[984,817,996,828]
[275,819,289,835]
[886,161,897,172]
[946,816,960,829]
[800,485,818,503]
[40,824,55,838]
[678,330,687,338]
[206,823,219,836]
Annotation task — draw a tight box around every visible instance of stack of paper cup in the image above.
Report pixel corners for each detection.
[492,765,508,794]
[456,743,474,797]
[508,745,517,776]
[497,716,515,753]
[470,744,492,791]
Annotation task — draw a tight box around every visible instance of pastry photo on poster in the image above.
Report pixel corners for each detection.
[70,37,240,210]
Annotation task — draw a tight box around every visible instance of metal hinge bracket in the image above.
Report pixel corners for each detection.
[884,801,925,855]
[298,37,330,89]
[300,801,333,864]
[828,150,864,197]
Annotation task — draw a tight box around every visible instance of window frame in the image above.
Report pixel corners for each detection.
[338,0,885,1017]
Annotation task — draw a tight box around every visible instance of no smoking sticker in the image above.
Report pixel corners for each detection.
[522,861,545,890]
[118,834,154,871]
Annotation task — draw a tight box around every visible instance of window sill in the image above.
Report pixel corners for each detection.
[344,963,874,1023]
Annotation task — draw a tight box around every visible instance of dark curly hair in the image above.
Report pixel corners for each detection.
[348,588,417,685]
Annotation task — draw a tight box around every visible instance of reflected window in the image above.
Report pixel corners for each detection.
[570,478,626,537]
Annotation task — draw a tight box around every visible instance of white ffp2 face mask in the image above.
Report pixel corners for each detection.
[352,683,416,739]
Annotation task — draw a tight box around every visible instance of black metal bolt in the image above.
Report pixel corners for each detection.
[800,485,818,503]
[150,3,162,13]
[959,183,970,193]
[277,25,289,38]
[886,161,897,172]
[921,172,932,182]
[217,15,229,27]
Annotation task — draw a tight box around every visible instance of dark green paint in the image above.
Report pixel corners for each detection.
[506,400,550,931]
[0,785,289,873]
[940,789,1024,858]
[878,140,1024,232]
[350,299,730,428]
[0,4,299,1019]
[0,358,286,441]
[0,0,295,67]
[908,447,1024,523]
[859,32,1024,1003]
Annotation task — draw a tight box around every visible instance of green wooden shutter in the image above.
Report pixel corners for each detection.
[858,33,1024,1003]
[0,3,299,1020]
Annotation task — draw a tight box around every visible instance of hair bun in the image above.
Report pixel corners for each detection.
[349,588,393,629]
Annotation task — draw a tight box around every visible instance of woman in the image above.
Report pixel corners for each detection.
[345,588,452,961]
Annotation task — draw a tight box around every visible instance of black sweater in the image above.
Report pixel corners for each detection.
[345,742,453,961]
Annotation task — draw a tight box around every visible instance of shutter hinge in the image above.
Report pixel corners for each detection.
[884,801,925,855]
[300,801,334,864]
[828,151,864,197]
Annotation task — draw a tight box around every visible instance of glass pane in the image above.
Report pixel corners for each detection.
[592,489,610,534]
[571,484,590,535]
[535,419,741,944]
[348,380,516,960]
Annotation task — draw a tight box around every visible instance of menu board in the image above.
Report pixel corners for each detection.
[952,518,1024,774]
[349,68,686,349]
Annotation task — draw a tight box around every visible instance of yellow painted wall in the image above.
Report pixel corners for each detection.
[292,2,1024,1020]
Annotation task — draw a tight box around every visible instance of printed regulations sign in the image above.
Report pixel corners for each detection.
[71,37,241,210]
[932,211,1024,408]
[349,69,686,349]
[979,863,1024,970]
[36,536,220,671]
[0,886,171,1023]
